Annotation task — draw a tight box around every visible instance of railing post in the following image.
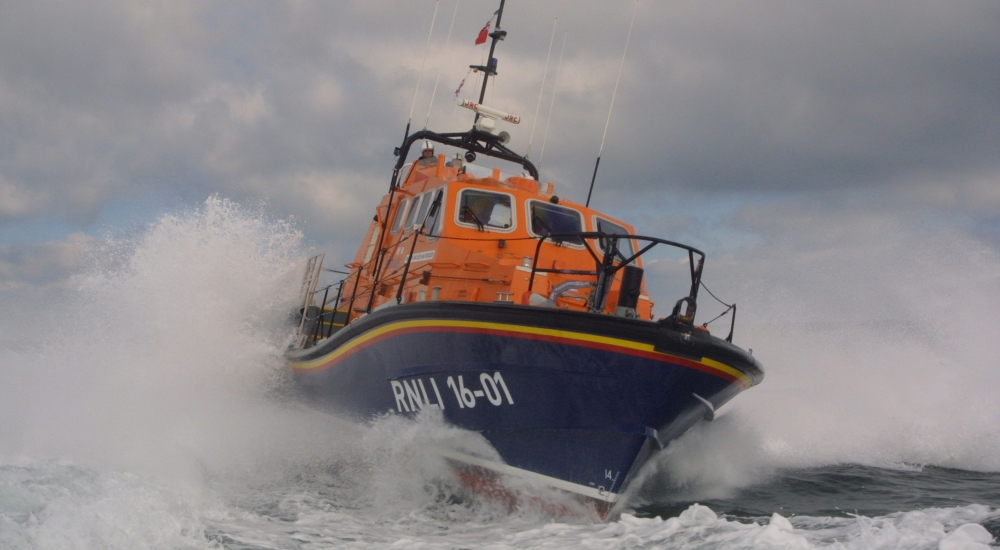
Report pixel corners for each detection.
[344,268,361,325]
[527,235,551,293]
[591,234,618,313]
[727,304,736,343]
[314,285,330,346]
[328,278,345,339]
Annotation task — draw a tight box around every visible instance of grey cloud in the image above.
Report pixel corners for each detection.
[591,1,1000,194]
[0,1,401,230]
[0,0,997,266]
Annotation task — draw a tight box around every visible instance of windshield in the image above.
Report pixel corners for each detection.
[424,188,446,239]
[459,190,513,230]
[404,194,423,230]
[596,218,635,258]
[414,191,433,228]
[390,198,409,234]
[530,202,583,245]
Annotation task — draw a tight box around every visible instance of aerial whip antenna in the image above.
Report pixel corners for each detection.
[538,31,567,171]
[373,0,440,313]
[585,0,638,208]
[408,0,441,126]
[526,18,557,159]
[425,0,461,129]
[394,0,441,181]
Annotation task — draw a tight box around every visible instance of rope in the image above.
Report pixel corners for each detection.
[700,280,732,308]
[699,280,734,327]
[701,307,733,328]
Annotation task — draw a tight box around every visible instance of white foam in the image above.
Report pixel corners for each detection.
[640,211,1000,498]
[0,197,356,481]
[939,523,995,550]
[3,458,996,550]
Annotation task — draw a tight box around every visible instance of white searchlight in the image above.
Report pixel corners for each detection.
[459,100,520,135]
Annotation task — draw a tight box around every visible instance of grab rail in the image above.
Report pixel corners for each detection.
[527,232,707,326]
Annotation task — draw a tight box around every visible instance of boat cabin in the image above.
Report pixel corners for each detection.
[335,150,653,322]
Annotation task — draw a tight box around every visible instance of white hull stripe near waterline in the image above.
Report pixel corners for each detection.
[438,449,621,503]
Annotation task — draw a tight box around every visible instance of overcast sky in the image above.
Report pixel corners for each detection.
[1,0,998,290]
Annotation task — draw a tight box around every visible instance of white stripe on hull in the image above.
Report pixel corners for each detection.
[439,449,621,504]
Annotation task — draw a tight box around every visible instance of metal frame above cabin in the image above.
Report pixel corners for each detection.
[393,129,539,182]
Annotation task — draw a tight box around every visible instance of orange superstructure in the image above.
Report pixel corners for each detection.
[336,153,654,325]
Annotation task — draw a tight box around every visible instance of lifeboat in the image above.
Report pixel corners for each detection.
[286,3,763,517]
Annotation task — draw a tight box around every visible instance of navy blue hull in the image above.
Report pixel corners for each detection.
[287,301,762,508]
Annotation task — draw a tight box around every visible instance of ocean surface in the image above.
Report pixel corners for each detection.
[2,198,999,549]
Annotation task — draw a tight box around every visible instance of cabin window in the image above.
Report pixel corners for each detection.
[413,191,434,229]
[424,187,446,240]
[595,218,636,259]
[528,201,584,245]
[363,225,380,266]
[404,193,423,231]
[390,198,410,234]
[457,189,514,232]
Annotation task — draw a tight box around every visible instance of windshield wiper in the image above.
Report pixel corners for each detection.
[460,206,486,231]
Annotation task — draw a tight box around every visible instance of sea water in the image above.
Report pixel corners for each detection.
[1,197,998,549]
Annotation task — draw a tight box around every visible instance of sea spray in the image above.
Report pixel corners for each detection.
[639,206,1000,502]
[0,196,571,546]
[0,197,320,480]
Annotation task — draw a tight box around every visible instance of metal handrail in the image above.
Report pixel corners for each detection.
[302,275,354,349]
[527,231,707,325]
[323,228,735,341]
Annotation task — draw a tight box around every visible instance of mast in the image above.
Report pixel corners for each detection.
[470,0,507,123]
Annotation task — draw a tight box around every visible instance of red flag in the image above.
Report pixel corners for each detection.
[475,20,491,45]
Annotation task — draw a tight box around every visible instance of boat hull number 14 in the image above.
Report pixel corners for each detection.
[391,372,514,412]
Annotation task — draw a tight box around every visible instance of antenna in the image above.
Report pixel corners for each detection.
[396,0,442,182]
[526,18,557,159]
[585,0,638,208]
[538,31,567,171]
[407,0,441,126]
[424,0,461,129]
[374,1,441,313]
